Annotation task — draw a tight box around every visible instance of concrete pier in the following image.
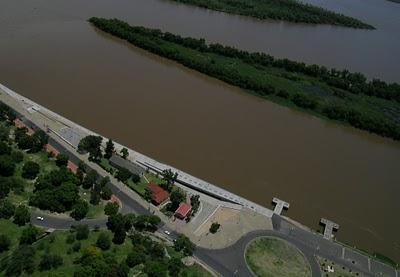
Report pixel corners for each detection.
[272,197,289,215]
[320,218,339,240]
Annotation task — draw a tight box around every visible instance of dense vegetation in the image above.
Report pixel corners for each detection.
[171,0,374,29]
[89,18,400,141]
[0,219,207,276]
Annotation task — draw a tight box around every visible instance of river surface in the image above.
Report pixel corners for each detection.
[1,0,400,261]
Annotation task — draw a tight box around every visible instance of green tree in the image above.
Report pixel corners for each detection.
[78,135,102,161]
[0,123,10,141]
[82,170,98,190]
[0,141,11,155]
[120,148,129,159]
[131,173,140,183]
[90,188,101,205]
[71,200,89,220]
[96,232,111,250]
[5,245,36,276]
[11,150,24,163]
[104,139,114,159]
[0,155,16,177]
[168,257,183,276]
[104,202,119,216]
[74,225,89,240]
[115,168,131,182]
[144,260,168,277]
[112,228,126,244]
[124,213,136,231]
[170,187,185,209]
[209,222,221,234]
[0,177,11,199]
[101,186,112,200]
[0,234,11,252]
[31,130,48,153]
[13,205,30,226]
[0,199,15,219]
[125,249,145,268]
[55,153,69,167]
[174,234,195,256]
[39,254,63,271]
[161,169,178,191]
[20,225,39,245]
[21,161,40,179]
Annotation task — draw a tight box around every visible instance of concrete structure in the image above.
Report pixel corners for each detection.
[272,197,290,215]
[109,154,145,176]
[320,218,339,240]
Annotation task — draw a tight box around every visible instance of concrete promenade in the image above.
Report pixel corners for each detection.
[0,83,273,218]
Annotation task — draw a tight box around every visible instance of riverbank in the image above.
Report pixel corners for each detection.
[89,17,400,141]
[170,0,374,29]
[1,83,399,275]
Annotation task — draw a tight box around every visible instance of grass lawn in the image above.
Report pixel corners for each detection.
[245,237,311,277]
[99,158,114,173]
[317,256,360,277]
[79,191,106,219]
[0,219,24,258]
[127,172,163,197]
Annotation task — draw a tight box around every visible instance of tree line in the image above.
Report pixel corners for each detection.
[88,18,400,140]
[171,0,374,29]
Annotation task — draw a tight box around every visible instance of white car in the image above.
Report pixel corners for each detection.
[164,230,171,235]
[36,216,44,221]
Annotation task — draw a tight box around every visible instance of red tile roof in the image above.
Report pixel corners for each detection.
[175,202,192,218]
[146,182,169,205]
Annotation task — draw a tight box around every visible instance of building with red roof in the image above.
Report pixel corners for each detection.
[175,202,192,219]
[146,182,169,205]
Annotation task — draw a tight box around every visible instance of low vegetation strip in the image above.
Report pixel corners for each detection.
[170,0,374,29]
[88,18,400,141]
[245,237,311,277]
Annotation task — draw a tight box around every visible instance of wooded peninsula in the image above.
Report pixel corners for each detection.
[89,17,400,140]
[170,0,374,29]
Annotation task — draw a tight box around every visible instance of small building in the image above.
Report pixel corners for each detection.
[109,154,145,176]
[146,182,169,205]
[175,202,192,219]
[14,118,34,135]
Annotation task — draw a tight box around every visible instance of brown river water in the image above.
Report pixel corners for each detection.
[1,0,400,261]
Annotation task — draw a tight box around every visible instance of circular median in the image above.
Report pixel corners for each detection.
[245,236,311,277]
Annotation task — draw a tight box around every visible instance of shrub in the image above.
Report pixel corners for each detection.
[21,161,40,179]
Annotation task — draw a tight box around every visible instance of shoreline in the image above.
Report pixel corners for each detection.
[1,82,399,271]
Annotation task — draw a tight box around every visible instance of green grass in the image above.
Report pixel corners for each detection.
[179,264,213,277]
[317,256,360,277]
[245,237,311,277]
[79,191,106,219]
[99,158,114,173]
[126,172,163,197]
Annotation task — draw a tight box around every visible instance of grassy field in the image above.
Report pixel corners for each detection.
[317,256,360,277]
[245,237,311,277]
